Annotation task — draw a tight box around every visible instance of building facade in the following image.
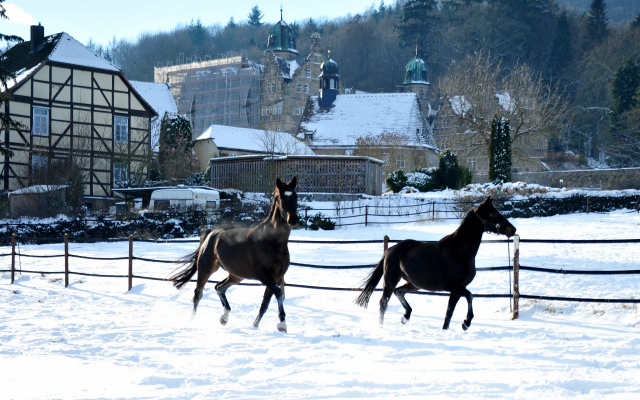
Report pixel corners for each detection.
[0,26,156,201]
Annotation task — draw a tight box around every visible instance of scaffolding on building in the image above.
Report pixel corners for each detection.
[154,54,262,138]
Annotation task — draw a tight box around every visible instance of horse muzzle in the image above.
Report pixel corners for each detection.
[287,212,299,227]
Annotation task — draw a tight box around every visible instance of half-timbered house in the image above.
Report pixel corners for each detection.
[0,25,157,205]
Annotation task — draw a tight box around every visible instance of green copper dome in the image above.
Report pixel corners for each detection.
[403,56,428,85]
[320,52,339,77]
[266,19,298,54]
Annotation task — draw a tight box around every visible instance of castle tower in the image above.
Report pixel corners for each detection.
[319,50,339,108]
[266,8,299,58]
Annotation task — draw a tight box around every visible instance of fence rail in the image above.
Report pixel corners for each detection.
[2,234,640,313]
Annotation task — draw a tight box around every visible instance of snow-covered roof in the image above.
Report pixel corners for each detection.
[274,55,302,79]
[196,125,314,155]
[9,185,68,195]
[48,33,120,71]
[129,81,177,120]
[298,93,437,149]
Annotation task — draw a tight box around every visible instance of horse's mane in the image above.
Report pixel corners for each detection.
[250,190,280,232]
[439,207,476,242]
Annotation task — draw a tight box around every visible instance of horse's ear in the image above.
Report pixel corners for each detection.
[276,178,283,191]
[484,195,494,204]
[289,176,297,189]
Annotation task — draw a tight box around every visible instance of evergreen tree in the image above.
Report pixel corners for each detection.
[631,12,640,29]
[247,5,264,28]
[188,19,207,50]
[489,115,512,183]
[0,0,24,156]
[396,0,438,59]
[226,16,237,29]
[586,0,611,45]
[158,113,195,181]
[610,60,640,125]
[435,149,471,190]
[546,11,573,79]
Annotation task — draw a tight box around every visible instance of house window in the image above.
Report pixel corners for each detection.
[266,84,269,93]
[114,116,128,143]
[266,107,269,115]
[469,158,477,171]
[32,154,47,175]
[396,153,405,169]
[295,106,300,115]
[273,105,277,115]
[32,107,49,136]
[306,69,311,78]
[277,127,282,131]
[262,107,265,116]
[298,84,302,93]
[330,79,335,89]
[113,162,128,185]
[304,84,309,94]
[271,83,275,92]
[278,105,282,114]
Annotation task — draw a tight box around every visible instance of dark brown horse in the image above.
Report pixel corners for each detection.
[168,177,299,332]
[355,196,516,331]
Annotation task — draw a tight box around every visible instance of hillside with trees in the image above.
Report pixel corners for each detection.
[85,0,640,168]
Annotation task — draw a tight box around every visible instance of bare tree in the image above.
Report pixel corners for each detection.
[352,131,428,176]
[251,130,313,156]
[437,52,567,171]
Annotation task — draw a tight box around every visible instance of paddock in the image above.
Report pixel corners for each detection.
[1,212,640,399]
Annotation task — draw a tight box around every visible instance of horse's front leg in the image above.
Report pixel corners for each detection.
[442,294,460,330]
[215,275,242,325]
[253,286,273,328]
[256,273,287,332]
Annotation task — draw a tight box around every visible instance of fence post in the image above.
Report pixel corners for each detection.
[383,235,389,253]
[587,196,590,214]
[64,234,69,288]
[162,214,165,235]
[538,198,542,218]
[365,205,368,227]
[512,234,520,320]
[10,234,16,284]
[637,196,639,213]
[128,235,133,292]
[432,201,435,220]
[84,219,88,239]
[304,209,308,230]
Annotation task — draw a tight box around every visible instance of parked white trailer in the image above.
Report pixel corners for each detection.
[149,188,220,210]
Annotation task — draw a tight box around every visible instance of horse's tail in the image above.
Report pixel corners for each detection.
[167,228,221,291]
[355,255,386,308]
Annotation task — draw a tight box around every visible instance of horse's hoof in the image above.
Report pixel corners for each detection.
[220,309,230,325]
[462,321,470,331]
[277,321,287,332]
[401,316,409,325]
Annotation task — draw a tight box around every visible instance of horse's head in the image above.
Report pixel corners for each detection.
[474,195,516,237]
[275,176,299,227]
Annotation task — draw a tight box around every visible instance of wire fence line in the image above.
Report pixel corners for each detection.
[2,235,640,304]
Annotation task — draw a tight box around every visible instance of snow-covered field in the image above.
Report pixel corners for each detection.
[2,210,640,399]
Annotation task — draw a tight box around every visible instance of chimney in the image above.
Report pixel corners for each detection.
[30,24,44,53]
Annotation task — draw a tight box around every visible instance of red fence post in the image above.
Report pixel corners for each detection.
[10,234,16,284]
[512,234,520,320]
[128,235,133,292]
[64,234,69,288]
[365,205,368,227]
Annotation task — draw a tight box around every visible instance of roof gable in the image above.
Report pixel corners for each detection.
[196,125,313,155]
[0,32,119,75]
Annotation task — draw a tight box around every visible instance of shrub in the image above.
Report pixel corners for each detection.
[308,213,336,230]
[385,170,407,193]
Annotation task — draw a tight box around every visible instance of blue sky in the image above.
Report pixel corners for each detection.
[1,0,383,46]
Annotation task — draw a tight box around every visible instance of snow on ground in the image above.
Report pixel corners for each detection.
[2,211,640,399]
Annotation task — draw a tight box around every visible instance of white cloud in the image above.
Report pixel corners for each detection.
[4,3,37,25]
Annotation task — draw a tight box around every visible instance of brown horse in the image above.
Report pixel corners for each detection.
[355,196,516,331]
[168,177,299,332]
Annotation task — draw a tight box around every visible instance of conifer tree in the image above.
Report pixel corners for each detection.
[631,12,640,29]
[0,0,24,156]
[489,115,512,183]
[396,0,438,59]
[546,11,573,79]
[435,149,471,189]
[158,113,196,181]
[610,60,640,126]
[226,16,237,29]
[586,0,611,45]
[247,5,264,28]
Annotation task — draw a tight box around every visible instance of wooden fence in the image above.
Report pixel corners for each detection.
[209,155,384,195]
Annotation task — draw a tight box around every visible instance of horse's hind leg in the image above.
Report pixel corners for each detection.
[192,257,220,318]
[215,275,242,325]
[443,284,474,330]
[394,283,417,324]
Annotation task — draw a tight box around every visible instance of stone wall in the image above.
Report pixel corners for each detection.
[473,168,640,190]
